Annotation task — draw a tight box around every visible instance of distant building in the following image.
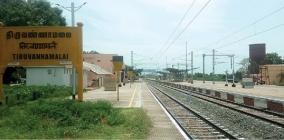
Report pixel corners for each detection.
[83,53,117,74]
[260,64,284,85]
[83,62,112,88]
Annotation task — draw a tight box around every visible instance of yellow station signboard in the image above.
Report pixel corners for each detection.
[128,70,134,79]
[113,62,123,72]
[112,56,123,72]
[0,25,84,103]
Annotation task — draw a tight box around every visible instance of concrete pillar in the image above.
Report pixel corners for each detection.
[0,73,3,104]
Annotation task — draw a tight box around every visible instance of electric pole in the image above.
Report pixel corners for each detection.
[131,51,133,68]
[71,2,75,26]
[229,55,236,87]
[232,55,236,87]
[212,49,215,84]
[225,70,228,86]
[130,51,134,88]
[56,2,87,100]
[203,54,205,83]
[185,41,188,81]
[191,51,193,84]
[166,56,168,69]
[71,2,76,100]
[56,2,87,26]
[203,52,234,85]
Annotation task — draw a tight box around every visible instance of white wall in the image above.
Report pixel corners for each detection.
[26,67,72,86]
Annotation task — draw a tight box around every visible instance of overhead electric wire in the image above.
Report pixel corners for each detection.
[198,5,284,51]
[216,23,284,49]
[133,53,152,59]
[158,0,213,58]
[156,0,196,55]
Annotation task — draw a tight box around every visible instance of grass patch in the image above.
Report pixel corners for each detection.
[278,82,284,86]
[3,85,71,106]
[0,99,152,139]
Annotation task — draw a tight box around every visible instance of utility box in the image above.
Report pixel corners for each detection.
[241,78,254,88]
[103,76,116,91]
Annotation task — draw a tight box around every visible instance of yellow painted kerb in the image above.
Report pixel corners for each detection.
[128,84,138,107]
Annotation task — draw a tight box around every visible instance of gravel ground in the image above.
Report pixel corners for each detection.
[154,83,284,139]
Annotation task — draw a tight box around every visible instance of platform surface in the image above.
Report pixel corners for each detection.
[83,81,185,140]
[175,80,284,100]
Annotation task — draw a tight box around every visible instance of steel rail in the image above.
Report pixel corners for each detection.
[148,83,238,139]
[154,81,284,128]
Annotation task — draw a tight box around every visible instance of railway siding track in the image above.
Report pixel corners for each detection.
[154,81,284,128]
[147,84,240,139]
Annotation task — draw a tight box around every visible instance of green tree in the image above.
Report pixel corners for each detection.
[264,52,282,64]
[236,58,250,79]
[235,71,242,81]
[0,0,66,26]
[194,72,203,78]
[134,69,143,76]
[83,51,100,54]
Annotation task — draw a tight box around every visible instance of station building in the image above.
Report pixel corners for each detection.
[83,53,120,90]
[26,62,111,88]
[83,53,117,74]
[82,62,112,88]
[260,64,284,85]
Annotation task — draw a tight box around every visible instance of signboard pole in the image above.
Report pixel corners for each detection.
[116,72,119,101]
[0,73,3,105]
[77,23,84,101]
[0,25,4,104]
[130,77,131,88]
[112,56,123,102]
[72,68,76,100]
[77,66,83,101]
[117,83,119,101]
[71,2,76,100]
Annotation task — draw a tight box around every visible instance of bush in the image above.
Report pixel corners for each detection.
[107,109,126,126]
[278,83,284,86]
[3,85,71,106]
[27,99,125,126]
[93,100,113,120]
[0,100,151,139]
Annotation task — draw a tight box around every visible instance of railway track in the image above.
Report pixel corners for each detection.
[147,83,240,139]
[152,81,284,128]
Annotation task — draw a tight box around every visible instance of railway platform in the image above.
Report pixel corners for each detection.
[83,81,186,140]
[168,80,284,113]
[176,80,284,100]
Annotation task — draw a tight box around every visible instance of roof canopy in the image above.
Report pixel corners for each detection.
[83,62,112,75]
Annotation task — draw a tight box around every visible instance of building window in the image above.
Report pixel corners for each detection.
[68,69,72,74]
[64,68,68,74]
[47,69,52,75]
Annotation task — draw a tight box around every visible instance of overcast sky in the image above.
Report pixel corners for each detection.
[50,0,284,74]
